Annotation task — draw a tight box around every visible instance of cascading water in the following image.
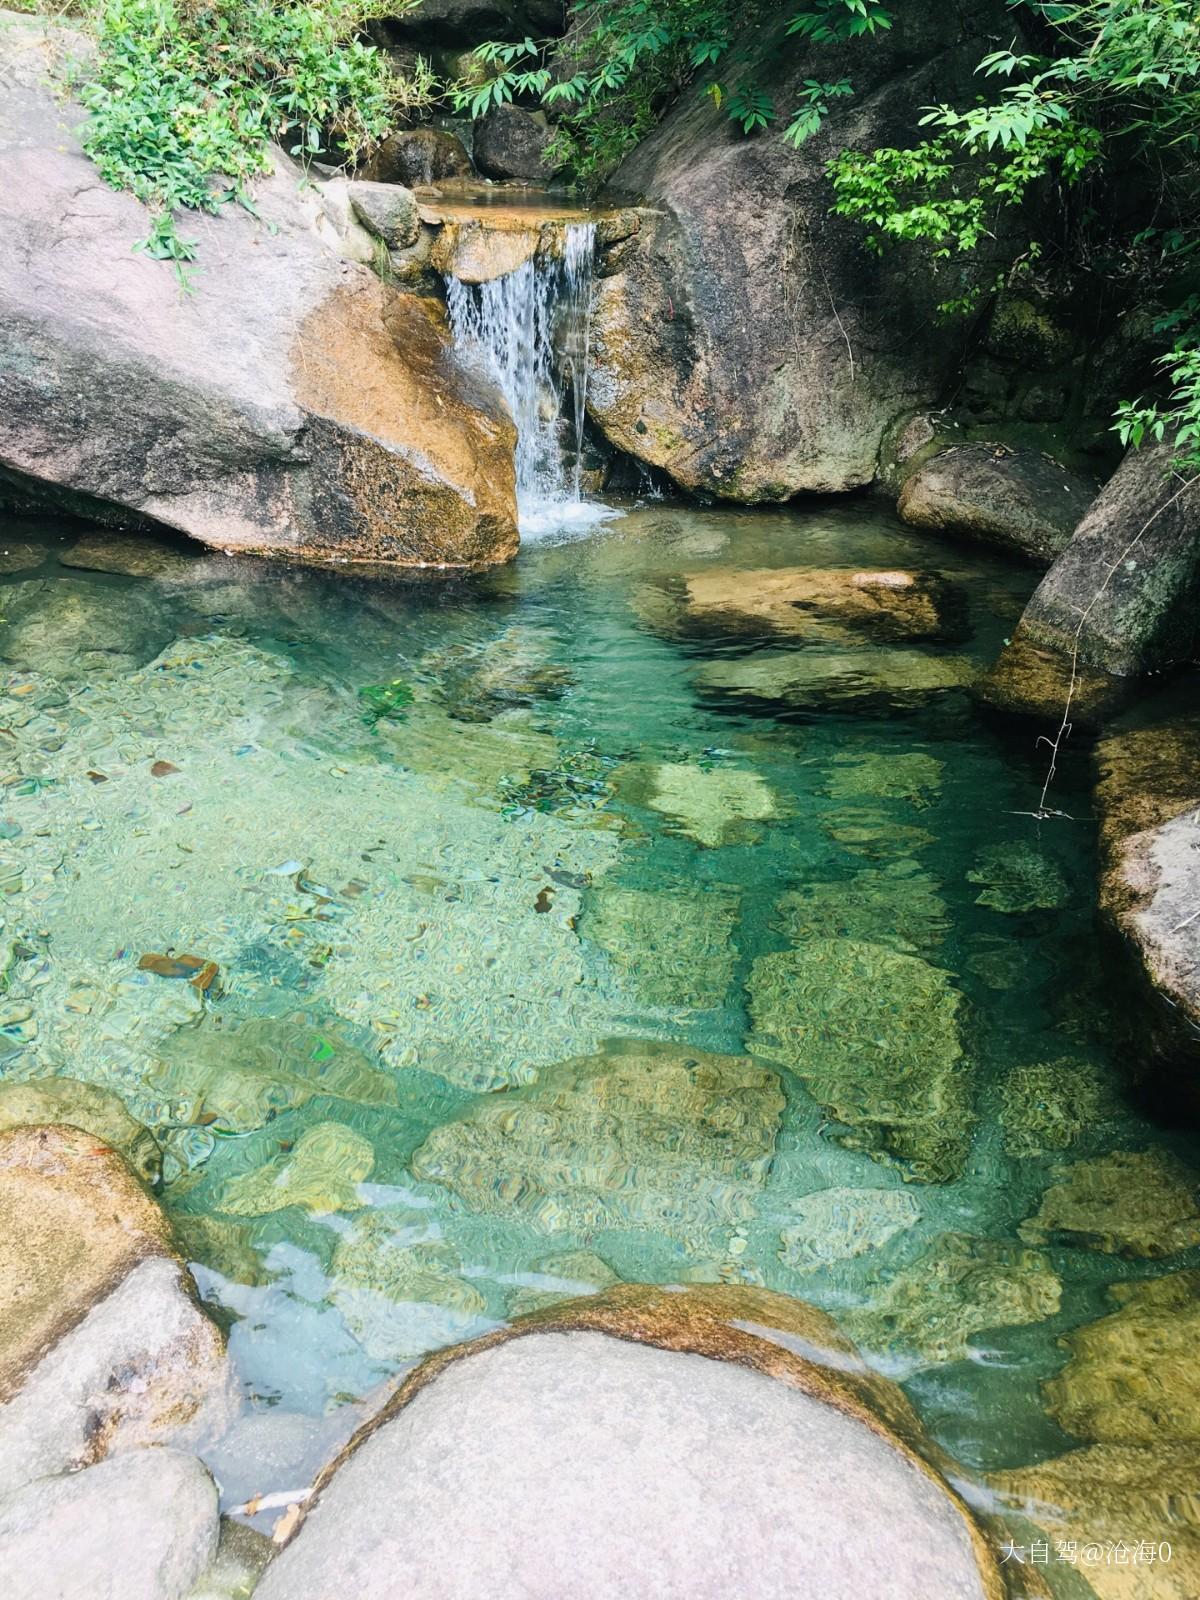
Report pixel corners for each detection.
[445,223,612,538]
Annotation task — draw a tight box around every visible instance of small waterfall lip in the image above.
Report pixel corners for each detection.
[443,220,620,543]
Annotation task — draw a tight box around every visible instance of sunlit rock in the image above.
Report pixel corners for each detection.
[747,940,971,1183]
[846,1232,1061,1368]
[779,1188,921,1274]
[0,1075,160,1183]
[257,1284,1006,1600]
[217,1122,375,1217]
[1019,1148,1200,1258]
[967,841,1070,912]
[583,883,739,1008]
[676,567,965,643]
[410,1041,784,1248]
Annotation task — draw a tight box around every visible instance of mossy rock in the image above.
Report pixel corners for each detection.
[967,840,1069,913]
[846,1231,1061,1369]
[1043,1269,1200,1446]
[998,1056,1120,1159]
[1019,1148,1200,1258]
[746,940,971,1183]
[771,862,948,955]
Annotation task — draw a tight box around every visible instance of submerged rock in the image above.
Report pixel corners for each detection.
[966,841,1069,913]
[1019,1148,1200,1258]
[771,862,948,954]
[257,1284,1005,1600]
[846,1232,1061,1369]
[695,648,976,712]
[410,1041,784,1250]
[0,1076,160,1183]
[673,567,965,642]
[1043,1270,1200,1445]
[216,1122,375,1217]
[898,445,1095,564]
[976,632,1132,726]
[59,532,196,580]
[330,1209,488,1362]
[504,1250,619,1318]
[747,940,971,1183]
[583,883,739,1008]
[998,1056,1119,1159]
[148,1016,398,1135]
[0,1447,219,1600]
[0,19,516,568]
[779,1187,922,1274]
[821,750,943,806]
[630,761,779,847]
[0,1126,228,1497]
[992,1442,1200,1600]
[0,577,170,679]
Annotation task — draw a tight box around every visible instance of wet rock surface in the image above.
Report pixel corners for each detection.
[0,1076,161,1183]
[898,445,1096,564]
[258,1284,1003,1600]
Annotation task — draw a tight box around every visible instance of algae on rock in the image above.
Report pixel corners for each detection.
[1019,1148,1200,1257]
[771,862,948,955]
[217,1122,375,1217]
[846,1232,1061,1369]
[410,1041,784,1251]
[747,940,971,1183]
[998,1056,1119,1159]
[967,841,1070,913]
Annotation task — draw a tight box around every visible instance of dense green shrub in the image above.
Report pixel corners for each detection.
[77,0,420,277]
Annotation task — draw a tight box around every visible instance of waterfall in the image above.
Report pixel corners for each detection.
[444,223,612,538]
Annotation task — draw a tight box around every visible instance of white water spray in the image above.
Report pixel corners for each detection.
[445,223,613,538]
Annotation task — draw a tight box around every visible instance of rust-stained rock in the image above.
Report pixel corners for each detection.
[258,1283,1006,1600]
[429,218,542,283]
[0,1125,228,1496]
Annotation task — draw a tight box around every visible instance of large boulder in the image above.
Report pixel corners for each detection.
[257,1283,1005,1600]
[0,1076,161,1184]
[0,1448,219,1600]
[897,444,1097,564]
[360,127,473,186]
[985,438,1200,703]
[0,18,518,569]
[1092,695,1200,1082]
[472,104,554,181]
[586,4,1028,500]
[0,1125,229,1496]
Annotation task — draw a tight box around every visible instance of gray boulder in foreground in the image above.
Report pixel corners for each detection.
[0,16,518,569]
[0,1448,218,1600]
[259,1324,1000,1600]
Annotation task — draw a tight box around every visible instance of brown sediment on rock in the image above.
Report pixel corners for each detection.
[976,633,1131,727]
[290,280,518,568]
[675,566,966,643]
[290,1281,1006,1598]
[0,1124,175,1399]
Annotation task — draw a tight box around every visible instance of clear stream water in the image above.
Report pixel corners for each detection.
[0,501,1195,1579]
